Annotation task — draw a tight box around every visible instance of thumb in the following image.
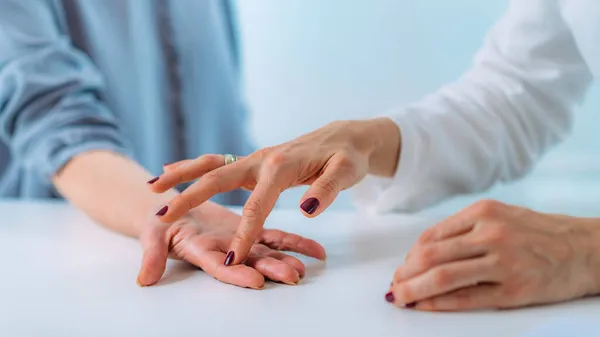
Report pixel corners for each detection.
[137,224,170,287]
[299,154,360,217]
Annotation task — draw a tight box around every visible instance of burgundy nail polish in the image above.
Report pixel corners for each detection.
[163,162,175,167]
[155,205,168,216]
[385,292,395,303]
[300,198,320,215]
[147,177,159,184]
[405,302,417,308]
[224,251,235,266]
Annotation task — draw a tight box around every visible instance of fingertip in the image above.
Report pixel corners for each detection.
[300,197,320,216]
[249,283,265,290]
[281,265,301,284]
[154,204,183,223]
[136,270,159,287]
[319,250,328,261]
[300,239,328,260]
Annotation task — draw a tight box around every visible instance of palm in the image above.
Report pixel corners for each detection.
[136,206,326,289]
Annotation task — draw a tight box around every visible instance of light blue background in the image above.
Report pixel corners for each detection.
[237,1,600,215]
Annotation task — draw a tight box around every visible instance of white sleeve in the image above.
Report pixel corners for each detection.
[354,0,594,213]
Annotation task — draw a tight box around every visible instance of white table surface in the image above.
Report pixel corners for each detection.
[1,200,599,337]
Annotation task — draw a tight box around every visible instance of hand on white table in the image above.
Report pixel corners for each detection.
[387,200,600,311]
[135,205,327,289]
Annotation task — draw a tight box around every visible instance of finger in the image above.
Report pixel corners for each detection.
[245,252,300,285]
[156,160,252,223]
[185,248,265,290]
[390,257,499,307]
[299,154,359,218]
[394,235,487,284]
[227,178,283,265]
[417,210,476,244]
[264,250,306,279]
[149,154,226,193]
[163,159,193,172]
[259,229,327,261]
[137,224,170,286]
[415,283,503,312]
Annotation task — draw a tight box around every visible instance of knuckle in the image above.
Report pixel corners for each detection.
[336,153,354,169]
[335,154,359,180]
[418,228,436,243]
[202,154,223,167]
[242,199,263,221]
[471,199,503,218]
[204,170,222,182]
[416,246,438,268]
[482,224,510,245]
[254,146,274,159]
[233,230,250,244]
[173,193,194,212]
[487,253,504,269]
[431,268,452,287]
[316,177,339,194]
[204,171,224,192]
[265,151,287,168]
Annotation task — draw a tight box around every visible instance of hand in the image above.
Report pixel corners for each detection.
[136,204,326,288]
[148,118,400,265]
[386,200,600,311]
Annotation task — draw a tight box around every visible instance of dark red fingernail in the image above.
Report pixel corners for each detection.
[385,292,395,303]
[300,198,320,215]
[405,302,417,308]
[224,251,235,266]
[163,162,174,167]
[155,205,168,216]
[147,177,159,184]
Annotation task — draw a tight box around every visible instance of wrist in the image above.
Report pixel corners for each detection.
[576,218,600,295]
[361,118,401,177]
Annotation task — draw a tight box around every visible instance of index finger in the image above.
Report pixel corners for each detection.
[157,159,252,222]
[149,154,226,193]
[225,178,283,266]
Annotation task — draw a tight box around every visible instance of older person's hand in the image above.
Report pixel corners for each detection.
[147,118,400,266]
[386,200,600,311]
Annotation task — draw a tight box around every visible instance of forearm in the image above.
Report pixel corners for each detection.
[52,151,178,237]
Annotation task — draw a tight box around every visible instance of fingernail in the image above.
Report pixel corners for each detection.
[147,177,159,184]
[224,251,235,266]
[385,291,395,303]
[163,162,174,167]
[136,277,144,287]
[155,205,168,216]
[405,302,417,308]
[300,197,320,215]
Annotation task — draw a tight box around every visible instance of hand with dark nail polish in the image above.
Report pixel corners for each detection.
[149,119,394,266]
[136,206,326,290]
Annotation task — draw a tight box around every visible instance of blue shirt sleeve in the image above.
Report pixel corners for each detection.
[0,0,132,185]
